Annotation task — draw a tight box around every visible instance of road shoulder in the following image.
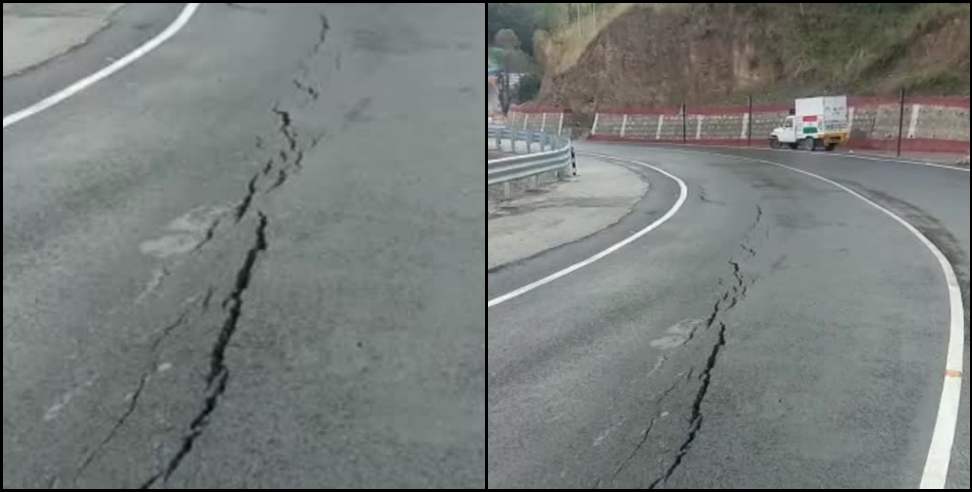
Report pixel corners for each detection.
[488,155,648,270]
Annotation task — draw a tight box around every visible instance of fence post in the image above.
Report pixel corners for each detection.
[682,102,687,144]
[747,94,753,147]
[526,131,532,153]
[896,89,905,157]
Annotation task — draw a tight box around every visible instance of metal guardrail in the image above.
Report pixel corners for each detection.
[487,127,574,186]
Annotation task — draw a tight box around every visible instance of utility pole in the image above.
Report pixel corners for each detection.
[574,4,580,35]
[591,3,596,34]
[499,51,511,115]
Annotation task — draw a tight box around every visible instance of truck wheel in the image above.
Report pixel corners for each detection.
[825,143,836,151]
[769,137,779,149]
[801,137,816,151]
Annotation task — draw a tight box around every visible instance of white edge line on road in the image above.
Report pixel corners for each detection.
[2,3,201,129]
[748,154,964,490]
[641,145,963,489]
[603,141,970,173]
[816,151,971,172]
[487,152,688,308]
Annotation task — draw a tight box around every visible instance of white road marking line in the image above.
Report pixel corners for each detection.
[817,151,970,172]
[487,152,688,308]
[622,145,964,489]
[2,3,201,129]
[747,153,964,490]
[599,141,970,172]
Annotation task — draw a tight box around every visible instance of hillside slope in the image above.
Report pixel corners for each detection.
[535,3,970,114]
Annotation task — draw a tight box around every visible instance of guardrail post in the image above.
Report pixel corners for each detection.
[570,142,577,176]
[503,181,511,199]
[526,132,532,153]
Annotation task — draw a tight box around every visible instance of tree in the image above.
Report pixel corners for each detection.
[495,29,521,115]
[517,73,541,103]
[487,3,565,56]
[494,28,521,50]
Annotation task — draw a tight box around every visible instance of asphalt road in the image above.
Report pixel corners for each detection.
[488,142,970,488]
[3,3,485,488]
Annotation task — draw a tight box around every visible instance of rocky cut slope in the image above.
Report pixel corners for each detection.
[535,3,971,114]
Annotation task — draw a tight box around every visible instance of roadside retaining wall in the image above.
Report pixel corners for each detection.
[588,97,971,154]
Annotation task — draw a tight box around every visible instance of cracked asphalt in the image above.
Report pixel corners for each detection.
[3,3,484,488]
[488,143,970,488]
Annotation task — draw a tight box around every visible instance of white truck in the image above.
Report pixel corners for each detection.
[770,96,849,151]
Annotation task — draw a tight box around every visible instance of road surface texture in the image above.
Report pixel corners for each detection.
[488,155,647,271]
[488,141,969,488]
[3,3,485,488]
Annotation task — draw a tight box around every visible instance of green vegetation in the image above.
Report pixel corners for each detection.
[488,3,571,57]
[534,2,969,109]
[490,4,580,102]
[518,73,542,102]
[739,3,970,95]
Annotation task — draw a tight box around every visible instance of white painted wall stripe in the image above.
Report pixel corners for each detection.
[908,104,921,139]
[848,106,856,134]
[540,112,547,132]
[695,115,704,140]
[740,112,750,139]
[656,114,665,140]
[522,113,530,131]
[591,113,600,136]
[558,112,564,136]
[3,3,201,129]
[487,152,687,307]
[620,114,628,138]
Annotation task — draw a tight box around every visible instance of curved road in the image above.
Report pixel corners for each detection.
[3,4,485,488]
[488,143,969,488]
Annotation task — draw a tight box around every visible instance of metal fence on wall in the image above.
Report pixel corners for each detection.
[584,93,970,157]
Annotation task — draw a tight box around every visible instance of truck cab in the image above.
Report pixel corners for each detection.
[771,116,798,147]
